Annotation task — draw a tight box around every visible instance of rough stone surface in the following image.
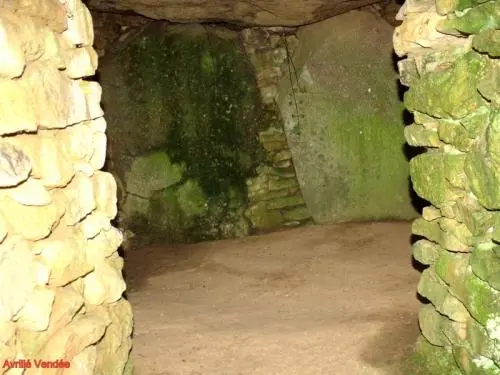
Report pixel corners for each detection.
[0,1,132,373]
[100,22,310,245]
[86,0,381,27]
[396,0,500,372]
[277,10,418,224]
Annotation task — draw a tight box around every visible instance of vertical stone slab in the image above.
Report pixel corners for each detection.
[277,10,418,224]
[0,0,132,374]
[395,0,500,373]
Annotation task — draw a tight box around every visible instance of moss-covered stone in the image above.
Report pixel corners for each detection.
[470,247,500,290]
[408,335,463,375]
[404,52,488,120]
[244,202,285,230]
[454,345,500,375]
[414,239,442,265]
[460,106,490,138]
[473,30,500,58]
[100,23,278,243]
[438,120,474,152]
[404,124,441,148]
[440,2,500,35]
[419,304,449,346]
[444,154,468,189]
[465,148,500,210]
[126,151,184,198]
[282,205,311,222]
[410,153,448,207]
[413,217,443,244]
[276,11,417,224]
[436,250,499,325]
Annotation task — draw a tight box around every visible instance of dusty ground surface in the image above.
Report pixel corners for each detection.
[124,221,422,375]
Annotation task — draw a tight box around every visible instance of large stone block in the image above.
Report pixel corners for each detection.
[0,237,36,321]
[276,11,418,224]
[0,142,32,187]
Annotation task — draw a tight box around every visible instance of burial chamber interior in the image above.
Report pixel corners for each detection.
[1,0,500,374]
[94,7,421,249]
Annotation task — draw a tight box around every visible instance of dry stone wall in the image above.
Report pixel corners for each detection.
[0,1,132,374]
[242,28,312,231]
[395,0,500,373]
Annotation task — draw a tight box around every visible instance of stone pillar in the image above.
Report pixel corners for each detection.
[395,0,500,373]
[0,0,133,374]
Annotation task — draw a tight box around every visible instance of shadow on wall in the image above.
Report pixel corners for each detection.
[392,50,429,216]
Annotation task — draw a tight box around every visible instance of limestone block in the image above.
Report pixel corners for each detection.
[0,196,60,241]
[83,259,126,305]
[94,300,133,375]
[0,79,37,135]
[58,122,94,163]
[90,132,107,170]
[419,304,448,346]
[24,64,73,129]
[0,237,35,321]
[67,79,90,126]
[47,287,84,335]
[0,142,32,187]
[460,106,490,139]
[8,134,75,188]
[66,345,97,375]
[86,227,123,265]
[32,260,50,286]
[61,0,94,47]
[410,153,461,207]
[413,217,443,244]
[58,173,96,226]
[470,248,500,291]
[0,16,26,78]
[4,178,51,206]
[405,52,488,120]
[15,287,55,331]
[0,214,7,243]
[88,117,107,133]
[439,218,473,252]
[81,81,104,119]
[38,236,93,287]
[423,206,442,221]
[92,171,118,220]
[3,0,67,33]
[64,46,98,79]
[441,294,471,322]
[74,162,95,177]
[40,28,65,70]
[404,124,441,147]
[417,268,449,313]
[0,321,16,374]
[393,4,470,57]
[79,211,111,240]
[413,239,441,265]
[37,312,109,361]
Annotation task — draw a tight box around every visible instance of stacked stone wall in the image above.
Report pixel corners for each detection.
[242,28,312,231]
[395,0,500,373]
[0,0,132,373]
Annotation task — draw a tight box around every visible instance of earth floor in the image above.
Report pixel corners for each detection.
[124,221,422,375]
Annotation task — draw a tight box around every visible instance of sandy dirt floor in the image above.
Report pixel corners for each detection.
[124,221,422,375]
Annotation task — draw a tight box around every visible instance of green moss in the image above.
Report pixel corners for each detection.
[440,2,500,35]
[175,179,208,218]
[403,335,463,375]
[404,52,488,119]
[100,24,274,243]
[474,30,500,58]
[277,12,417,224]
